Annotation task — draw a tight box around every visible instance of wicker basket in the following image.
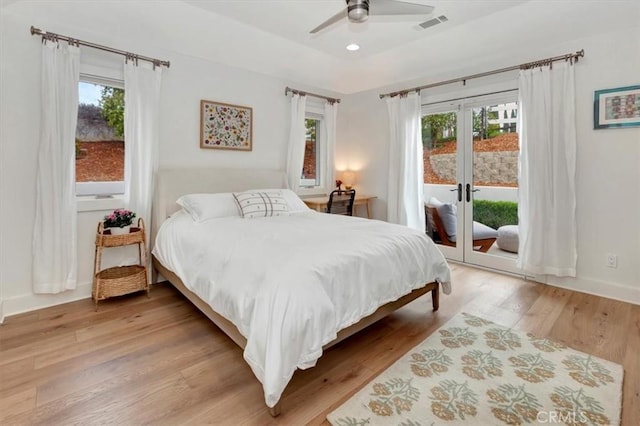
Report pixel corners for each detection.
[96,219,145,247]
[94,265,147,300]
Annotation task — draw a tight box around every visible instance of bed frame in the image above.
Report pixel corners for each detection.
[151,167,440,416]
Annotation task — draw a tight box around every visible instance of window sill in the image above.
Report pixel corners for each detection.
[77,196,125,212]
[297,187,327,198]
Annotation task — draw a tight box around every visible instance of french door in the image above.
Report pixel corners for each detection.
[423,92,522,274]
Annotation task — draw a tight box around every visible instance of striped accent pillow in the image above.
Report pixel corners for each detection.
[233,190,290,218]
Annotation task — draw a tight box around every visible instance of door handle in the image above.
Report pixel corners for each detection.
[449,183,462,202]
[465,184,480,202]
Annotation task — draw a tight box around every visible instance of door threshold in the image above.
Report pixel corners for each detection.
[446,259,542,283]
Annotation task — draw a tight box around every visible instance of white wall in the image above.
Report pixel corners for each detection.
[0,4,336,317]
[337,26,640,304]
[1,2,638,318]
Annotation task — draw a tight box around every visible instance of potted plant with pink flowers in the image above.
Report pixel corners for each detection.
[104,209,136,235]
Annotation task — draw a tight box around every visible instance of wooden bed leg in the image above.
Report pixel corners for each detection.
[431,285,440,311]
[269,402,281,417]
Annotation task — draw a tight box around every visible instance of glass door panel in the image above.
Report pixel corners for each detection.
[422,108,463,262]
[463,98,522,274]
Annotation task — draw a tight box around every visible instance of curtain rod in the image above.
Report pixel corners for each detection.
[30,26,170,69]
[285,86,340,104]
[422,88,518,108]
[379,49,584,99]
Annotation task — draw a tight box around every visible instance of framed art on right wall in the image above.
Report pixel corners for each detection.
[594,85,640,129]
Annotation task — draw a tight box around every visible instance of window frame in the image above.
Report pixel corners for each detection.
[75,74,125,201]
[297,101,327,196]
[300,113,322,188]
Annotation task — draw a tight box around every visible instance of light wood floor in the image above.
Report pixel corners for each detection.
[1,263,638,425]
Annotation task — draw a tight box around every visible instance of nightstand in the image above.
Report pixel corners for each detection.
[92,217,149,310]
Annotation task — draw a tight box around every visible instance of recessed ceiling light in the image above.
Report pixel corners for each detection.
[346,43,360,52]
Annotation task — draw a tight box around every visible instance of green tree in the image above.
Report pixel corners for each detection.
[422,112,456,150]
[472,107,502,140]
[473,108,485,139]
[305,118,317,142]
[487,123,501,139]
[99,87,125,137]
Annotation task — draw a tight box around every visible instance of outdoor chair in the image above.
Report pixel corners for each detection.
[425,204,497,252]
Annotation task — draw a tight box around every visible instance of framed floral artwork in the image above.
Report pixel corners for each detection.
[200,100,253,150]
[594,85,640,129]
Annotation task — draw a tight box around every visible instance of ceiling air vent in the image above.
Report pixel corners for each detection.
[419,15,448,29]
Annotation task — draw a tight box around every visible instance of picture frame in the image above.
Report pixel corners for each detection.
[200,100,253,150]
[593,85,640,129]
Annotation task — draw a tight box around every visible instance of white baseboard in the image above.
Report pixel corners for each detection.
[545,275,640,306]
[3,281,93,319]
[2,278,162,320]
[449,261,640,306]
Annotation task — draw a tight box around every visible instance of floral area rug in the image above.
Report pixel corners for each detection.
[327,312,623,425]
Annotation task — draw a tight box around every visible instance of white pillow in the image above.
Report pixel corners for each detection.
[177,193,240,222]
[438,203,458,240]
[248,188,310,213]
[428,196,443,207]
[233,190,290,218]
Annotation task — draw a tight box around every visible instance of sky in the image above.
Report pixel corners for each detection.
[79,82,102,105]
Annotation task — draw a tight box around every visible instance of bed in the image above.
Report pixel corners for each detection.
[150,168,451,416]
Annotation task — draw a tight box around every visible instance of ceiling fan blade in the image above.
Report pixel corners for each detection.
[310,8,347,34]
[370,0,434,16]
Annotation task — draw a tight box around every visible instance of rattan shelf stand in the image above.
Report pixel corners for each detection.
[92,217,150,310]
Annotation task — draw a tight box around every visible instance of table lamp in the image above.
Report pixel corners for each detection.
[342,170,356,190]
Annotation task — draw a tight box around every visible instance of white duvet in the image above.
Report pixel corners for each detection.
[152,210,451,408]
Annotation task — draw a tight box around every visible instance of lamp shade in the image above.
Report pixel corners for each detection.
[341,170,357,188]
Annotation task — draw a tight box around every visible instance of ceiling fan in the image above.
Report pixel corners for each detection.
[310,0,434,34]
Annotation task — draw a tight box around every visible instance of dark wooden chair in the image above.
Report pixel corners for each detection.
[327,189,356,216]
[425,204,496,253]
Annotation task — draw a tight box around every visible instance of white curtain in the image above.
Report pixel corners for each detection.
[517,61,577,276]
[32,40,80,294]
[322,101,338,191]
[123,61,162,230]
[285,94,307,192]
[386,92,425,231]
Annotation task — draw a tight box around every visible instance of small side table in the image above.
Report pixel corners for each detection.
[92,217,149,310]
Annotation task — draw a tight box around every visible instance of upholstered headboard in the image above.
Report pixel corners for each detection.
[152,167,287,240]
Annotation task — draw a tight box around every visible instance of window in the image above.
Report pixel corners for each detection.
[76,76,125,197]
[301,117,320,187]
[299,106,325,190]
